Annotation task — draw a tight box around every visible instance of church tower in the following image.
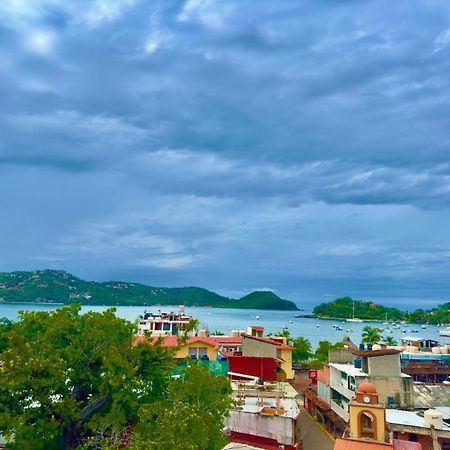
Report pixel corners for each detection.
[348,382,388,443]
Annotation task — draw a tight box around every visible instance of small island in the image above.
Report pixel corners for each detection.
[0,270,299,311]
[313,296,450,324]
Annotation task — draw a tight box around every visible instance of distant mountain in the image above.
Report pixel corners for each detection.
[0,270,298,311]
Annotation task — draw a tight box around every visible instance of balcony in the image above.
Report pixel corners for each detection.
[330,378,355,400]
[330,399,349,421]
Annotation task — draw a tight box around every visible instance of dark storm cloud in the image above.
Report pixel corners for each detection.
[1,0,450,305]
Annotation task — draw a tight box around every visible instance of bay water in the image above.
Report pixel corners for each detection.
[0,303,446,349]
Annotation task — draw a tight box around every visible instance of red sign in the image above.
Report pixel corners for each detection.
[309,369,318,382]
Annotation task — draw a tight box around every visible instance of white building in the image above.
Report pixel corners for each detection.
[226,381,301,450]
[137,305,194,336]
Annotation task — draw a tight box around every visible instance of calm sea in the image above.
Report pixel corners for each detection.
[0,303,446,349]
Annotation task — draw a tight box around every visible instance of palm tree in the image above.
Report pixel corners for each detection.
[361,326,382,344]
[275,329,291,339]
[292,337,313,363]
[383,335,398,346]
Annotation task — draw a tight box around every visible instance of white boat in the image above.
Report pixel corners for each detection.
[346,302,363,322]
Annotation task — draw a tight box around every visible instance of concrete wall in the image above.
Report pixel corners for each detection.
[226,410,296,446]
[329,349,355,364]
[394,431,433,450]
[318,381,331,403]
[318,365,330,384]
[368,354,401,377]
[242,336,276,358]
[371,376,413,408]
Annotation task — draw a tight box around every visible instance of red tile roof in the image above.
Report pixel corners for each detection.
[242,334,293,350]
[134,335,243,348]
[334,439,393,450]
[334,439,421,450]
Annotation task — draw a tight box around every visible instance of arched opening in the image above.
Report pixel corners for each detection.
[358,411,376,439]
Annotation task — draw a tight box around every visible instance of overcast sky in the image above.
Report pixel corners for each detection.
[1,0,450,307]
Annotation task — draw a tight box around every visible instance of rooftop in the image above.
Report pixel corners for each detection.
[134,335,243,348]
[413,383,450,408]
[401,337,425,342]
[351,348,401,357]
[242,334,293,350]
[334,438,393,450]
[231,382,299,419]
[386,409,450,431]
[334,439,421,450]
[329,362,367,377]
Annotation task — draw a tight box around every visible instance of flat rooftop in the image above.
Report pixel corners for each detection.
[329,363,367,377]
[387,409,450,431]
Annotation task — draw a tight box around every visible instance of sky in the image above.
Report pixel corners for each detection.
[1,0,450,308]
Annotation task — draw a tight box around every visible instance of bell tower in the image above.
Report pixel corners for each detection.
[348,382,387,443]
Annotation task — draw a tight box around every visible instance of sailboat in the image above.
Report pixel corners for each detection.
[346,302,363,323]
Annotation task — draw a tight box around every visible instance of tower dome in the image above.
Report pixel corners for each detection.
[357,382,377,395]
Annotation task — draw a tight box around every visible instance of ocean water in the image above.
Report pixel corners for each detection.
[0,303,446,349]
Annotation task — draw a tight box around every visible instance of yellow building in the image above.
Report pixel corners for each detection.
[135,326,295,380]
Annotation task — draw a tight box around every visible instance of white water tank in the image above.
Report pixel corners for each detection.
[179,305,185,315]
[231,330,239,338]
[432,346,441,354]
[424,409,443,429]
[372,344,382,351]
[197,329,207,337]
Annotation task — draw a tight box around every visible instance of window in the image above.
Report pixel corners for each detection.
[359,411,375,439]
[162,322,171,331]
[188,347,207,359]
[348,376,356,391]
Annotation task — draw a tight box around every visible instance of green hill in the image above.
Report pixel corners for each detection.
[313,296,450,324]
[313,296,404,321]
[0,270,298,311]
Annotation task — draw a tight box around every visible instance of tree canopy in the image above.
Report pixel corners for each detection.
[0,305,231,449]
[361,326,382,344]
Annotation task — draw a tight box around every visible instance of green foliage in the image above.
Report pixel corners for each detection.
[313,296,450,325]
[308,340,345,368]
[313,296,404,321]
[128,364,233,450]
[0,270,298,310]
[407,303,450,325]
[0,317,12,352]
[291,337,313,363]
[275,330,312,363]
[383,335,398,346]
[236,291,298,310]
[361,326,382,344]
[0,305,233,449]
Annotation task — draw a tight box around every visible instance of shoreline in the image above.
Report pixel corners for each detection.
[0,301,298,311]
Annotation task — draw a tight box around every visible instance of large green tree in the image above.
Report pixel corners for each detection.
[127,364,233,450]
[0,305,229,450]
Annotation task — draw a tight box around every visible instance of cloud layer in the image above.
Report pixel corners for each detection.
[1,0,450,307]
